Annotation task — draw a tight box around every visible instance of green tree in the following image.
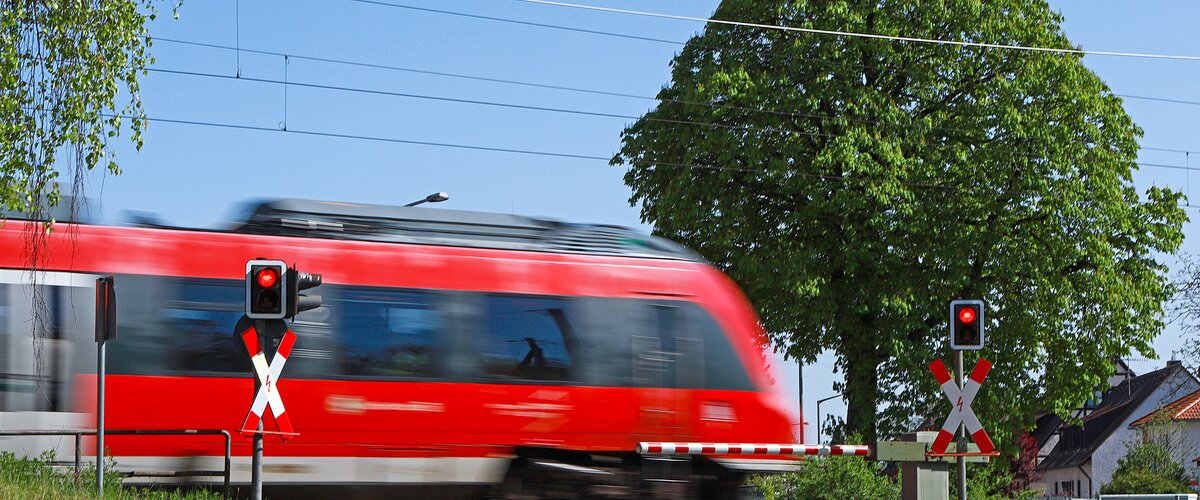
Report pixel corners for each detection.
[1,0,168,221]
[1100,442,1192,495]
[613,0,1185,443]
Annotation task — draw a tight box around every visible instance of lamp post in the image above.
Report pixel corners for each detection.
[815,393,846,444]
[405,192,449,207]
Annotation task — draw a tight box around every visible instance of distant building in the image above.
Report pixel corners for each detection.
[1127,384,1200,488]
[1034,361,1198,498]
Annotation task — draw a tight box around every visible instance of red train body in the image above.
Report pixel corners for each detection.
[0,200,797,497]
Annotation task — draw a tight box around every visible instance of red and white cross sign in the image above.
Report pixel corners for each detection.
[240,326,296,440]
[929,358,994,455]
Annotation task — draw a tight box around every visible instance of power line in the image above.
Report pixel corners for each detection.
[150,37,1200,152]
[130,113,958,189]
[147,37,1009,141]
[335,0,961,80]
[133,112,1200,202]
[513,0,1200,61]
[144,66,1200,174]
[148,67,636,120]
[1117,94,1200,107]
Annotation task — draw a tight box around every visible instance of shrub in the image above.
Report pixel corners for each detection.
[1100,442,1192,495]
[751,455,899,500]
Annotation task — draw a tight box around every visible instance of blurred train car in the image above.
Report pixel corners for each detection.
[0,199,797,498]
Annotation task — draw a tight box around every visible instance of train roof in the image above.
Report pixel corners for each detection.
[228,198,702,261]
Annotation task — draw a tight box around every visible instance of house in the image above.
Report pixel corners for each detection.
[1035,361,1199,497]
[1127,384,1200,485]
[1034,358,1138,467]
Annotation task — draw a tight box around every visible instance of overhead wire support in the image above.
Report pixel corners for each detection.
[142,66,1200,175]
[512,0,1200,61]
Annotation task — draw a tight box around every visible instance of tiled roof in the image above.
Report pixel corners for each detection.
[1038,363,1189,471]
[1129,386,1200,427]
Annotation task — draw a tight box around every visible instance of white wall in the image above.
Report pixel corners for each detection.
[1038,464,1090,497]
[1091,367,1200,493]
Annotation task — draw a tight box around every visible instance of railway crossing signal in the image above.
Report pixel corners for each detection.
[246,260,324,320]
[242,258,322,500]
[246,259,287,319]
[950,299,985,350]
[240,325,296,439]
[929,358,995,455]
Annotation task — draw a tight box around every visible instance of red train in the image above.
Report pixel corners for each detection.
[0,199,797,498]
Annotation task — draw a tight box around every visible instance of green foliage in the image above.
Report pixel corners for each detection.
[0,0,172,219]
[1099,441,1192,495]
[613,0,1186,443]
[751,456,898,499]
[951,460,1037,500]
[1102,469,1193,495]
[0,450,220,499]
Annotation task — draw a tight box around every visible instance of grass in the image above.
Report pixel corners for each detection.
[0,451,223,500]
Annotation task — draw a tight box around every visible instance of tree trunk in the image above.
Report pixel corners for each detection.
[843,349,879,445]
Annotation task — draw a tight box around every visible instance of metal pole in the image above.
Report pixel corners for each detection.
[97,337,106,497]
[815,393,844,445]
[954,350,966,500]
[74,432,81,484]
[252,319,265,500]
[798,360,804,442]
[223,431,232,498]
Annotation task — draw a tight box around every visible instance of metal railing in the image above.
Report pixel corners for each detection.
[0,429,231,497]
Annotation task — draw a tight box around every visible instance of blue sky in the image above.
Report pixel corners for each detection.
[83,1,1200,443]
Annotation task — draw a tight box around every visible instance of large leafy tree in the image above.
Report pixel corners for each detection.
[1,0,165,221]
[614,0,1185,443]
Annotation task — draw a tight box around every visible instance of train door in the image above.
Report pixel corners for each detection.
[632,302,702,442]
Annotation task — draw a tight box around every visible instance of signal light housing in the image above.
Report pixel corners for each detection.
[950,299,985,350]
[246,259,288,320]
[286,268,323,318]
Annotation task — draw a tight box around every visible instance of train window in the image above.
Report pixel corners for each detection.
[106,275,173,375]
[332,287,441,378]
[477,295,576,383]
[162,279,251,375]
[686,304,755,392]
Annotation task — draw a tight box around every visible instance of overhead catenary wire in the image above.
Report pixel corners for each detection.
[144,66,1200,174]
[127,113,1200,208]
[149,34,1200,142]
[512,0,1200,61]
[122,113,959,189]
[328,3,1199,108]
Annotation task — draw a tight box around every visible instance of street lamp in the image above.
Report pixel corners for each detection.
[816,392,846,444]
[405,192,449,207]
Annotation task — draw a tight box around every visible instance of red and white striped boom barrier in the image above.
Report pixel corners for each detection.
[637,442,870,457]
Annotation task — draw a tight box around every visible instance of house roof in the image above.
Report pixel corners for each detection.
[1038,363,1190,471]
[1129,386,1200,427]
[1031,412,1064,448]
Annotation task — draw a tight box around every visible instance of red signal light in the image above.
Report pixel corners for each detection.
[958,306,976,324]
[256,268,278,288]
